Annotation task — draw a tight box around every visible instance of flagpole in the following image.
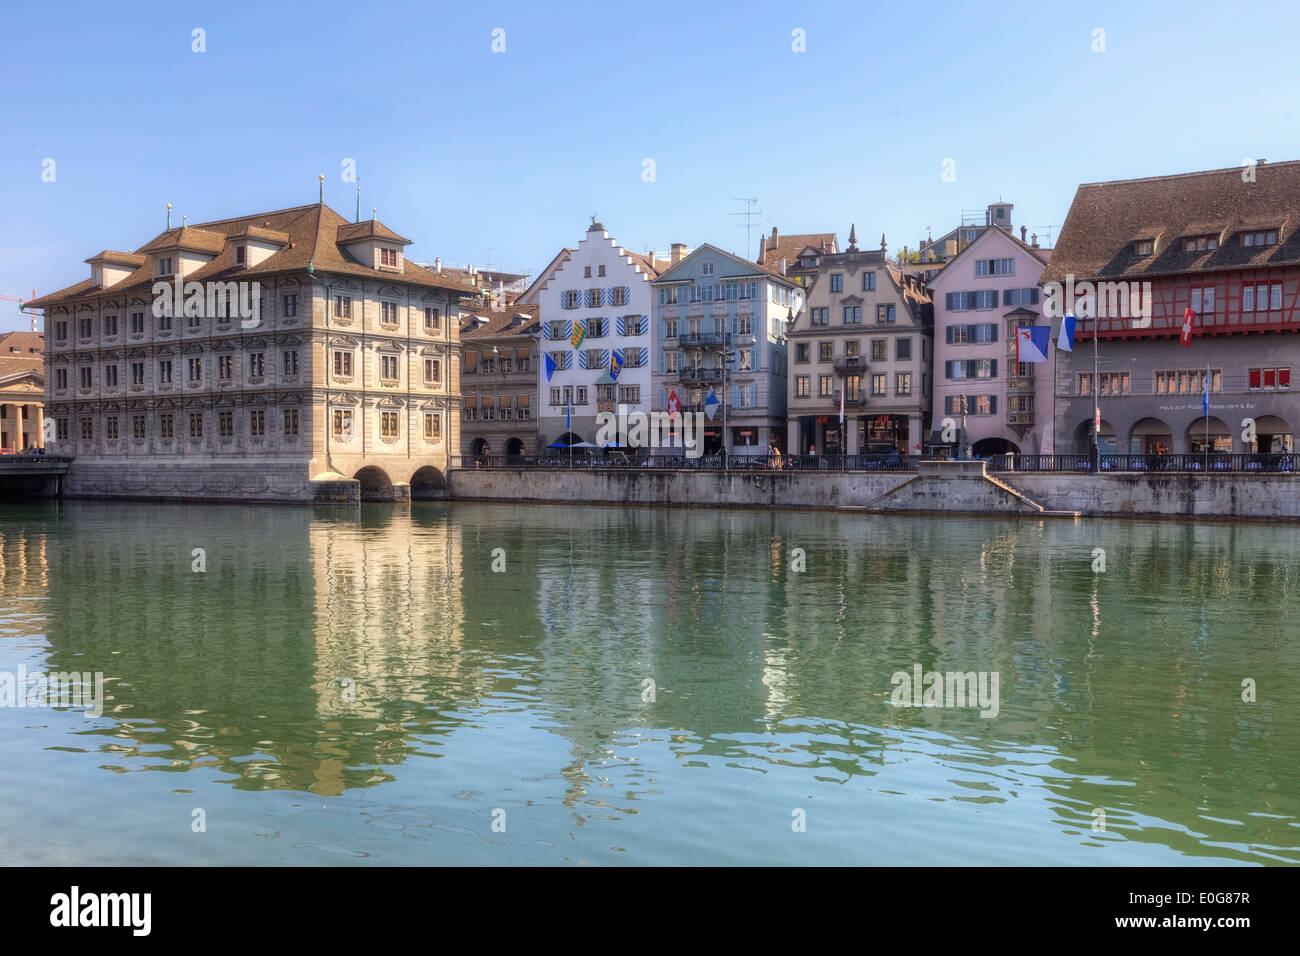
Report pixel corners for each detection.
[1092,313,1100,470]
[1205,358,1210,471]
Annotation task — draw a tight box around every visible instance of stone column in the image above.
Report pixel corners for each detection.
[846,418,859,455]
[908,414,923,456]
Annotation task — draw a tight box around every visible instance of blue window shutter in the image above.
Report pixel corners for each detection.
[990,324,998,343]
[616,316,624,336]
[945,326,953,344]
[658,351,665,374]
[990,395,998,414]
[990,359,998,377]
[1030,288,1039,305]
[542,323,551,341]
[749,385,757,407]
[602,349,609,368]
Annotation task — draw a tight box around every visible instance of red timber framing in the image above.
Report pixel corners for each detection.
[1075,266,1300,342]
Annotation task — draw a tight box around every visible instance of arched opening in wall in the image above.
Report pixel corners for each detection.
[1186,416,1232,454]
[553,432,583,448]
[1074,418,1117,454]
[469,437,488,456]
[504,436,524,457]
[1129,417,1173,455]
[1248,415,1292,453]
[972,437,1020,457]
[409,466,446,500]
[354,466,393,501]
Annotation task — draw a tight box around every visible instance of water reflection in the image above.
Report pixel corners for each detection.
[0,500,1296,863]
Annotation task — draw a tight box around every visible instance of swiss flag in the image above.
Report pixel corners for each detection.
[1180,307,1196,346]
[667,390,681,417]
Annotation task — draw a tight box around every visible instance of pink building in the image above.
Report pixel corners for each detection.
[927,223,1054,456]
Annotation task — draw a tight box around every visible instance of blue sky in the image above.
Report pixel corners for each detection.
[3,0,1298,331]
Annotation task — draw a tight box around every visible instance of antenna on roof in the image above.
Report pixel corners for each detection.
[728,197,763,260]
[166,203,172,229]
[355,180,361,223]
[318,174,324,205]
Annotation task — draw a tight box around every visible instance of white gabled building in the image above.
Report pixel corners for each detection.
[535,219,667,449]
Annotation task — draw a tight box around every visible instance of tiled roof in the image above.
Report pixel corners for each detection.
[757,230,837,269]
[624,250,671,277]
[461,304,540,338]
[136,225,227,255]
[27,204,473,308]
[0,330,44,378]
[336,220,411,244]
[1041,160,1300,284]
[86,250,147,267]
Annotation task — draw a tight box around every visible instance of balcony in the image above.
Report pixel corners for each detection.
[832,355,868,375]
[1007,375,1035,390]
[679,367,724,384]
[679,331,728,348]
[838,391,866,408]
[1007,410,1035,425]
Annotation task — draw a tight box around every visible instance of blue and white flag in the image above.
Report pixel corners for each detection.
[610,350,623,381]
[544,353,557,382]
[1016,325,1051,363]
[1203,371,1209,416]
[566,401,572,432]
[1057,314,1076,352]
[703,388,719,421]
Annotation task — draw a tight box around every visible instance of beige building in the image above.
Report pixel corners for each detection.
[0,330,45,451]
[460,303,540,457]
[787,227,934,456]
[27,202,475,501]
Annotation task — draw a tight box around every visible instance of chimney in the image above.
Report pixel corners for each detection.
[435,257,442,273]
[780,258,787,275]
[1031,233,1039,249]
[1021,226,1027,242]
[671,242,687,264]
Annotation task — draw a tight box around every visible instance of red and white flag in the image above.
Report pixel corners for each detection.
[1180,307,1196,346]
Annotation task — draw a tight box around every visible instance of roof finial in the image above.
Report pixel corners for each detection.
[848,223,858,251]
[181,215,187,227]
[881,233,887,253]
[166,203,172,229]
[318,174,324,204]
[355,180,361,223]
[372,207,377,222]
[591,212,598,226]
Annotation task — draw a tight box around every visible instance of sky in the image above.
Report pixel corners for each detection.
[2,0,1299,331]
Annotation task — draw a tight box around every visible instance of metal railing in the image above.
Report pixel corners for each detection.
[986,453,1295,473]
[451,453,921,472]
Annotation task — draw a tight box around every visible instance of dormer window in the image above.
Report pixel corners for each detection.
[235,246,246,264]
[1242,230,1278,247]
[1183,235,1218,253]
[380,248,398,267]
[157,257,173,276]
[1134,240,1154,256]
[701,262,715,276]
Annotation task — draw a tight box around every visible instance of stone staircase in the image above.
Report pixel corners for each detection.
[867,460,1080,517]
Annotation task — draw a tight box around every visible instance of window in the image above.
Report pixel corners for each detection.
[282,350,299,375]
[598,265,606,277]
[130,311,144,334]
[333,351,353,377]
[1189,286,1216,315]
[611,287,627,307]
[1183,235,1218,252]
[587,318,607,338]
[104,315,117,336]
[1155,369,1220,394]
[56,417,69,439]
[819,342,833,362]
[1241,230,1278,247]
[188,357,202,382]
[80,418,93,440]
[946,292,974,312]
[550,387,562,406]
[974,258,1014,276]
[249,410,265,436]
[159,414,173,438]
[563,290,581,309]
[332,409,353,437]
[896,338,912,360]
[583,266,592,278]
[55,321,67,340]
[463,399,477,420]
[1135,240,1153,256]
[877,305,895,323]
[158,313,172,332]
[424,307,440,331]
[795,375,810,397]
[1248,367,1290,390]
[189,413,204,438]
[810,307,829,326]
[575,386,588,405]
[105,416,118,439]
[283,408,299,435]
[79,366,92,388]
[55,368,67,389]
[424,358,441,384]
[218,412,234,438]
[795,343,810,363]
[104,365,118,387]
[871,373,887,396]
[975,290,998,309]
[1242,282,1283,312]
[381,411,399,437]
[79,319,92,338]
[895,372,912,396]
[424,412,441,438]
[830,274,843,293]
[214,355,231,380]
[1003,288,1040,307]
[819,375,834,397]
[380,247,398,267]
[381,354,399,380]
[845,340,860,357]
[235,246,247,265]
[157,257,172,276]
[843,306,862,324]
[702,262,715,276]
[334,295,353,318]
[739,348,753,370]
[945,359,998,379]
[617,385,640,405]
[130,362,144,385]
[159,359,173,384]
[863,272,876,291]
[132,415,146,438]
[248,352,265,377]
[380,301,399,324]
[283,294,298,317]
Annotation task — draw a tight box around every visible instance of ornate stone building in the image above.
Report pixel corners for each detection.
[27,202,474,500]
[0,330,44,451]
